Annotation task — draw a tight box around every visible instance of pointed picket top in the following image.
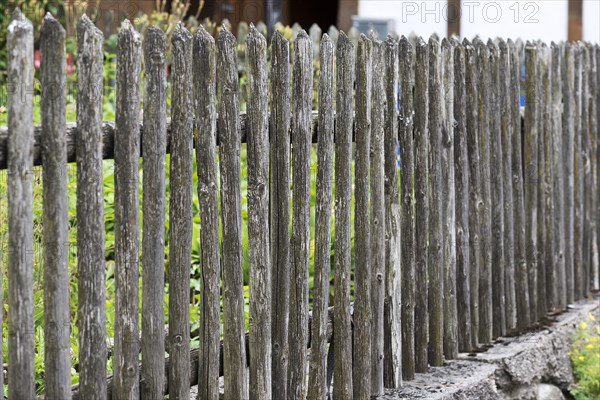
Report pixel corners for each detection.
[385,33,396,48]
[195,23,214,45]
[416,36,427,50]
[222,18,233,33]
[431,32,440,42]
[441,37,452,51]
[172,21,191,46]
[8,7,33,36]
[497,37,508,52]
[42,12,66,37]
[271,27,288,48]
[368,29,380,43]
[248,21,267,49]
[327,25,339,44]
[429,34,440,49]
[336,30,353,56]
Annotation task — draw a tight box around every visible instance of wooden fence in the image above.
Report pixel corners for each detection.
[1,9,599,400]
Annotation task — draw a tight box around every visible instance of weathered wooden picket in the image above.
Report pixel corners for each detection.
[1,9,599,400]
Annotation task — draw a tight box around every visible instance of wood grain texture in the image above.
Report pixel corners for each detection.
[246,24,272,400]
[194,25,221,400]
[508,39,530,329]
[498,39,517,333]
[353,33,372,400]
[7,9,35,399]
[217,27,248,400]
[454,41,472,352]
[475,39,492,344]
[399,35,416,379]
[269,30,291,400]
[427,36,444,367]
[488,40,505,338]
[464,39,480,349]
[369,32,386,395]
[383,34,402,389]
[573,43,584,301]
[140,27,168,399]
[333,31,355,399]
[113,20,142,400]
[40,13,71,400]
[308,33,334,400]
[289,30,313,400]
[76,15,107,399]
[167,24,192,400]
[414,37,429,372]
[562,43,576,304]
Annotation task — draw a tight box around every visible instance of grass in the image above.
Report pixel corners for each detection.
[570,311,600,400]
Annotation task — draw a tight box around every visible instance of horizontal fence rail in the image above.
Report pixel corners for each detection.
[1,10,599,400]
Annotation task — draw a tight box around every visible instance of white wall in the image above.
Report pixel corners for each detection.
[357,0,599,43]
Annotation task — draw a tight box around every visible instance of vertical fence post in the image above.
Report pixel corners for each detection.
[7,9,34,399]
[475,39,492,344]
[453,40,472,352]
[573,44,584,301]
[333,31,355,399]
[217,27,248,400]
[383,34,402,388]
[308,33,334,400]
[194,25,221,400]
[76,15,107,399]
[535,42,547,318]
[353,33,373,398]
[270,30,292,400]
[427,36,444,367]
[247,24,272,400]
[596,45,600,292]
[168,24,193,400]
[41,13,71,399]
[289,30,313,400]
[488,40,506,338]
[498,39,517,332]
[524,43,540,322]
[414,37,429,372]
[369,32,386,395]
[113,20,142,400]
[441,38,458,360]
[540,44,556,312]
[580,45,591,299]
[551,42,567,309]
[142,25,168,399]
[399,36,416,379]
[562,43,576,304]
[588,44,599,293]
[464,39,481,348]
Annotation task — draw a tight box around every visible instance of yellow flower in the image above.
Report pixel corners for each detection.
[586,344,594,350]
[579,355,585,361]
[588,313,596,322]
[580,322,588,330]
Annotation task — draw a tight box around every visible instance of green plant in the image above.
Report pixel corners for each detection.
[570,312,600,400]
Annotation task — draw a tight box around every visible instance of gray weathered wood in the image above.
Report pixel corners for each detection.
[7,9,35,399]
[588,44,599,293]
[140,27,168,399]
[113,20,142,400]
[76,15,107,399]
[562,43,576,304]
[194,25,221,400]
[475,39,492,344]
[383,34,402,388]
[369,32,386,395]
[551,42,567,310]
[333,31,355,399]
[427,36,443,367]
[442,38,458,360]
[217,27,248,400]
[167,24,192,400]
[534,42,547,317]
[540,44,556,311]
[414,37,429,372]
[573,43,584,301]
[289,30,313,400]
[269,30,291,400]
[40,13,71,400]
[454,40,472,352]
[488,40,505,338]
[353,33,373,399]
[399,36,416,379]
[246,24,272,400]
[596,45,600,292]
[464,39,480,348]
[498,39,517,332]
[525,43,540,322]
[579,44,591,300]
[308,33,334,400]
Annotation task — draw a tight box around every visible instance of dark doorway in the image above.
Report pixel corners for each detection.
[288,0,339,30]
